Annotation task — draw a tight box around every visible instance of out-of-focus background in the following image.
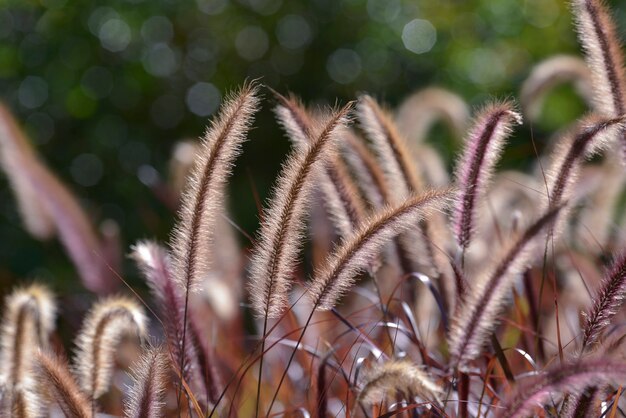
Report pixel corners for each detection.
[0,0,622,291]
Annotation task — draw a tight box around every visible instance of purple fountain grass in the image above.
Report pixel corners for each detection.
[34,350,93,418]
[0,104,118,294]
[131,241,209,405]
[73,297,147,401]
[545,115,625,209]
[497,358,626,418]
[273,91,366,237]
[449,205,561,369]
[356,359,442,409]
[170,83,259,294]
[452,101,522,251]
[124,345,169,418]
[357,94,423,198]
[248,101,353,318]
[0,284,56,390]
[572,0,626,151]
[581,252,626,350]
[309,188,453,310]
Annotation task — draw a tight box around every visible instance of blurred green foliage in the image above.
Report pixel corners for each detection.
[0,0,624,294]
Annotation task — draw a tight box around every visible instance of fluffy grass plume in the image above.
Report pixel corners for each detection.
[357,359,442,408]
[308,189,453,310]
[34,350,92,418]
[357,94,423,198]
[74,297,147,399]
[497,358,626,418]
[449,206,561,368]
[170,83,259,293]
[0,284,55,389]
[545,115,625,208]
[131,241,207,400]
[273,92,366,236]
[249,102,353,318]
[572,0,626,156]
[124,345,169,418]
[452,101,522,250]
[581,252,626,349]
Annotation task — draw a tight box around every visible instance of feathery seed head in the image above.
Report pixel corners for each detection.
[0,284,56,388]
[452,100,522,250]
[124,345,169,418]
[357,359,443,407]
[170,83,260,294]
[74,297,148,399]
[248,101,353,318]
[309,188,454,310]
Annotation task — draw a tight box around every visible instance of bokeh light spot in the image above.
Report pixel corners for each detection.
[186,82,221,117]
[402,19,436,54]
[326,48,361,84]
[235,26,269,61]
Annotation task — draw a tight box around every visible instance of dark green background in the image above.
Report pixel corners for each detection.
[0,0,622,294]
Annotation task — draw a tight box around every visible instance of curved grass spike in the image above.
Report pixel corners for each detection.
[357,94,423,198]
[6,387,41,418]
[452,101,522,251]
[0,284,56,389]
[449,205,562,369]
[545,115,625,210]
[581,252,626,350]
[497,358,626,418]
[171,82,260,294]
[74,297,147,402]
[572,0,626,157]
[124,345,169,418]
[248,101,353,318]
[395,87,469,144]
[357,359,442,408]
[520,55,593,121]
[272,91,366,237]
[131,241,210,405]
[0,104,117,294]
[35,350,92,418]
[342,130,392,209]
[265,189,452,415]
[309,189,453,310]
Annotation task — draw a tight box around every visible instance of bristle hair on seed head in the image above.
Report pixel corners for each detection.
[581,251,626,349]
[131,240,208,403]
[248,102,353,318]
[357,94,423,199]
[273,91,366,237]
[34,350,92,418]
[544,114,626,211]
[74,296,148,399]
[357,359,443,407]
[124,345,169,418]
[0,283,56,389]
[571,0,626,158]
[170,83,260,294]
[449,205,561,369]
[452,100,522,250]
[308,189,454,310]
[497,358,626,418]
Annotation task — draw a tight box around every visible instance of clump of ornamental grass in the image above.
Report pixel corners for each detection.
[3,1,626,417]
